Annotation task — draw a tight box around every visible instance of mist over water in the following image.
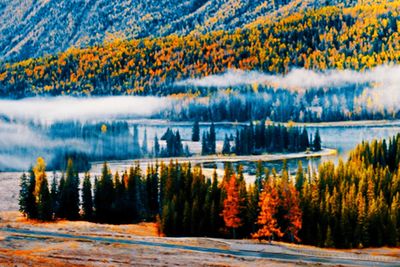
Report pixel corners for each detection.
[0,96,170,123]
[1,65,400,171]
[0,96,172,171]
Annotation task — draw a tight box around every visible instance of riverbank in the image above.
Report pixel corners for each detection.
[90,148,337,173]
[126,119,400,128]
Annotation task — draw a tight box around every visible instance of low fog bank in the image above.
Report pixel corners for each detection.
[0,120,89,171]
[0,96,170,123]
[175,65,400,90]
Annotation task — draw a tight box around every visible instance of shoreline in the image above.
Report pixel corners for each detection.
[126,119,400,128]
[90,148,337,172]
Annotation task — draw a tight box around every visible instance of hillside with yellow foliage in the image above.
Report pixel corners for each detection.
[0,1,398,97]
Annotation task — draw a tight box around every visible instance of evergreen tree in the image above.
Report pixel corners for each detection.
[154,134,160,157]
[324,226,335,247]
[313,130,322,151]
[192,120,200,142]
[132,125,141,158]
[18,173,29,216]
[33,158,52,221]
[60,159,80,220]
[201,131,208,155]
[37,177,52,221]
[222,134,231,154]
[209,122,216,154]
[295,161,305,193]
[50,173,59,216]
[57,174,65,218]
[142,128,148,156]
[82,172,93,220]
[25,169,37,219]
[95,162,114,222]
[113,171,125,222]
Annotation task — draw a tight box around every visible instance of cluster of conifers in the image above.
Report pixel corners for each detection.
[19,135,400,248]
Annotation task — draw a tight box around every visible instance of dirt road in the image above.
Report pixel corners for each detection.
[1,227,399,267]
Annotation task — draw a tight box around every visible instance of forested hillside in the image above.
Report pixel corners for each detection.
[1,1,398,98]
[0,0,358,62]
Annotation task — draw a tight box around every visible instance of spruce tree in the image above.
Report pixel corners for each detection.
[132,125,141,158]
[82,173,93,220]
[154,134,160,157]
[95,162,114,222]
[313,130,322,151]
[201,131,208,155]
[192,120,200,142]
[61,159,80,220]
[222,134,231,154]
[37,177,52,221]
[113,171,125,223]
[295,161,305,193]
[50,173,59,216]
[26,169,37,219]
[18,173,29,216]
[142,128,148,156]
[209,122,216,154]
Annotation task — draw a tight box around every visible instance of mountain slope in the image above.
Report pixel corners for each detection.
[0,0,357,62]
[0,1,397,98]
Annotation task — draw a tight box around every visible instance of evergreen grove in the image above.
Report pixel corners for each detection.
[19,134,400,248]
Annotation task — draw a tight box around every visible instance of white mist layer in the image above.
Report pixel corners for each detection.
[175,65,400,90]
[0,121,90,170]
[0,96,170,122]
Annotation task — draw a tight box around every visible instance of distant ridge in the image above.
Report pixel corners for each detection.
[0,0,359,62]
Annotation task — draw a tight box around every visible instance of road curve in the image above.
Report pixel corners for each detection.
[1,227,399,266]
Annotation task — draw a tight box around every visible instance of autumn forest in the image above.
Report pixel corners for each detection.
[1,1,400,264]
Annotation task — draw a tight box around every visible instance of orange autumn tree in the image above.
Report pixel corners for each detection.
[222,174,243,238]
[253,179,283,242]
[280,181,302,242]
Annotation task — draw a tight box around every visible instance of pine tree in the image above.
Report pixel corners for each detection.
[132,125,141,158]
[142,128,148,156]
[95,162,114,222]
[57,174,65,218]
[324,225,335,247]
[201,131,208,155]
[209,122,216,154]
[192,120,200,142]
[60,159,80,220]
[25,169,37,219]
[50,173,59,216]
[37,177,52,221]
[154,134,160,157]
[82,172,93,220]
[313,130,322,151]
[113,171,125,222]
[222,134,231,154]
[295,161,305,193]
[210,168,221,235]
[18,173,29,216]
[183,200,191,235]
[126,165,139,221]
